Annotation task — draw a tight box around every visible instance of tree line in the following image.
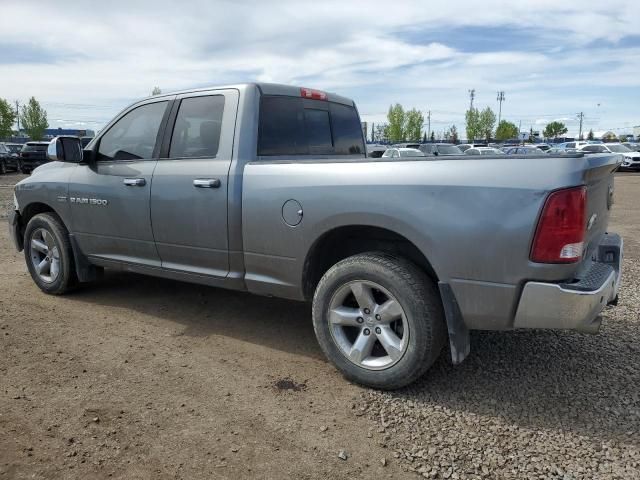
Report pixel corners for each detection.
[0,97,49,140]
[371,101,575,144]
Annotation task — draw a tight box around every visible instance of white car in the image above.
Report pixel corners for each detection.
[464,147,506,156]
[382,147,426,158]
[578,143,640,171]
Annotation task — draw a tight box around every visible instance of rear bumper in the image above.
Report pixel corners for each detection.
[513,233,622,333]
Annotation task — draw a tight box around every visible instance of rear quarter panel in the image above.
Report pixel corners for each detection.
[242,155,619,329]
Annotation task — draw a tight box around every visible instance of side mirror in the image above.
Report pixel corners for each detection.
[48,136,83,163]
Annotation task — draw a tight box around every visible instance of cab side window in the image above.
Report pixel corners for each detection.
[169,95,225,158]
[97,101,167,161]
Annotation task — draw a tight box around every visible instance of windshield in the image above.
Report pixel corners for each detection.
[399,149,425,157]
[438,145,462,154]
[607,144,631,153]
[382,149,395,157]
[22,144,49,152]
[6,145,21,153]
[480,149,504,155]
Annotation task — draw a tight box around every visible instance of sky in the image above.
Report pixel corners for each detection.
[1,0,639,138]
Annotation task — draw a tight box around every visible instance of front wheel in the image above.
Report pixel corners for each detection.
[312,252,446,390]
[24,213,77,295]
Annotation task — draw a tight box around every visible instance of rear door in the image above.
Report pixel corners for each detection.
[68,98,172,267]
[150,89,239,277]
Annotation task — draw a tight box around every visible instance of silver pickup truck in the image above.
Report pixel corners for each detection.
[8,83,623,389]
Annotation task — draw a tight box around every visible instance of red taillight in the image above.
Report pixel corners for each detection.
[300,87,327,100]
[530,186,587,263]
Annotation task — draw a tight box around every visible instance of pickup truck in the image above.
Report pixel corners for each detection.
[8,83,623,389]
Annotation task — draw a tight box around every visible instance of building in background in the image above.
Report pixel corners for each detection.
[43,128,95,139]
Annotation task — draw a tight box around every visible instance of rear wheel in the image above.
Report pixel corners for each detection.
[312,252,446,390]
[0,160,6,174]
[24,213,77,295]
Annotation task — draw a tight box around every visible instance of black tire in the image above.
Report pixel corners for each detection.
[24,213,77,295]
[312,252,446,390]
[0,160,6,174]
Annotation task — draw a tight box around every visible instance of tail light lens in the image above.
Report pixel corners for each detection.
[530,186,587,263]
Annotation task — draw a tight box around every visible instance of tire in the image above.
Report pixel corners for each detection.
[0,160,6,174]
[24,213,77,295]
[312,252,446,390]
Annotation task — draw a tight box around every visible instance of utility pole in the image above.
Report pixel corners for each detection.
[518,120,522,145]
[496,91,505,125]
[15,100,20,135]
[468,89,475,110]
[577,112,584,140]
[371,122,375,143]
[427,110,431,142]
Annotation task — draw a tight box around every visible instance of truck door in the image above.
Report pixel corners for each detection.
[150,89,238,277]
[68,98,172,267]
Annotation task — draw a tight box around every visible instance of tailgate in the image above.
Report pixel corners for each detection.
[582,153,621,259]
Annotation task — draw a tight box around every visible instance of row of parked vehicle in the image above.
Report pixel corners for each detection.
[366,140,640,171]
[0,137,94,175]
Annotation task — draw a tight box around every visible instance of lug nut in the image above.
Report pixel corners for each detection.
[375,314,381,321]
[356,317,364,324]
[375,327,381,334]
[364,308,370,314]
[363,328,370,336]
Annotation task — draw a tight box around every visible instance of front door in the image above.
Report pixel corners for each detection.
[150,89,238,277]
[69,99,171,267]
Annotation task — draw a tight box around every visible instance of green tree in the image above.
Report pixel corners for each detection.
[587,129,594,140]
[465,107,480,142]
[449,125,458,143]
[20,97,48,140]
[0,98,17,138]
[374,123,388,143]
[404,108,424,142]
[386,104,405,142]
[151,86,162,96]
[478,107,496,141]
[495,120,519,141]
[543,121,568,139]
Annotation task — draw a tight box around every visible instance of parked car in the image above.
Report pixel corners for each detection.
[18,141,51,173]
[391,143,421,149]
[0,143,20,173]
[504,146,546,155]
[464,147,505,155]
[9,83,623,389]
[457,143,486,152]
[382,147,426,158]
[418,143,463,156]
[579,143,640,171]
[80,136,94,148]
[534,144,551,152]
[366,144,388,158]
[556,141,591,150]
[4,142,24,157]
[622,142,640,152]
[547,147,580,155]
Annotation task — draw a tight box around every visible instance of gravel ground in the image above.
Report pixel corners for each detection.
[357,173,640,479]
[1,171,639,479]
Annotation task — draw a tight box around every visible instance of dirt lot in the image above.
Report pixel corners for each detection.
[1,172,639,479]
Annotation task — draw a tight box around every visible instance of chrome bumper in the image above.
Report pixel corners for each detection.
[514,233,622,334]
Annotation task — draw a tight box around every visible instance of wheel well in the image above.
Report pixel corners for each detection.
[19,203,57,234]
[302,225,437,300]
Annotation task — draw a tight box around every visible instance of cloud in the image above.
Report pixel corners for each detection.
[0,0,639,133]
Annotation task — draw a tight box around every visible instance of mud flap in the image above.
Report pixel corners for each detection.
[438,282,470,364]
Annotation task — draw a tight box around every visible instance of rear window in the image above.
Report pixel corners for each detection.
[258,96,364,156]
[22,144,48,152]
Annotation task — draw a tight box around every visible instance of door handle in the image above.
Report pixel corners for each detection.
[193,178,221,188]
[123,178,146,187]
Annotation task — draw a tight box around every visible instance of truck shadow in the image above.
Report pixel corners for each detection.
[68,270,639,445]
